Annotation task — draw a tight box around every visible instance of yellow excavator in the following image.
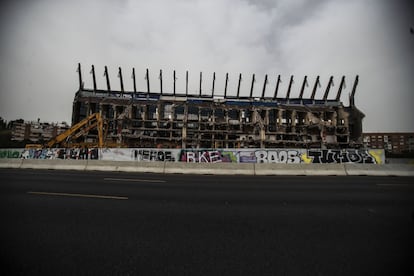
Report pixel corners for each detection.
[25,113,105,149]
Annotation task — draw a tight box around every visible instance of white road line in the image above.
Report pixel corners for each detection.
[27,191,128,200]
[104,177,166,183]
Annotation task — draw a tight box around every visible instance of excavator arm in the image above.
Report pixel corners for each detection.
[45,113,104,148]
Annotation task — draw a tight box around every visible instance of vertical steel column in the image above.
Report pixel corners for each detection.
[104,66,111,92]
[237,73,242,98]
[323,76,334,101]
[199,72,202,96]
[118,67,124,96]
[77,63,83,90]
[285,75,294,100]
[173,70,177,96]
[350,75,359,106]
[299,76,308,99]
[335,76,346,101]
[224,73,229,98]
[273,75,281,99]
[311,76,320,100]
[211,72,216,97]
[185,71,189,96]
[91,65,97,93]
[145,68,150,94]
[261,74,268,99]
[132,68,137,94]
[159,69,163,95]
[249,74,255,98]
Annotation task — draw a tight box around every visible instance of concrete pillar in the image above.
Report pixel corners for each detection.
[182,126,187,148]
[332,111,337,127]
[113,104,117,120]
[291,110,297,132]
[86,101,91,116]
[264,109,269,125]
[142,104,147,122]
[277,109,283,127]
[260,129,265,148]
[112,104,121,144]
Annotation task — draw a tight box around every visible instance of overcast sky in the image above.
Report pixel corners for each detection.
[0,0,413,132]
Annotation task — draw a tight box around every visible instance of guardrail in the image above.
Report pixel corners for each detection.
[1,159,413,176]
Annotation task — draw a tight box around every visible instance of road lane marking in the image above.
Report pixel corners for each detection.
[27,191,128,200]
[104,177,166,183]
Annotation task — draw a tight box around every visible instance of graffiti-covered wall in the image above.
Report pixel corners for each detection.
[0,148,385,164]
[101,148,385,164]
[0,148,99,160]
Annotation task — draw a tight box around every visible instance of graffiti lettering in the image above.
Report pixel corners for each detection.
[18,148,99,160]
[307,149,376,164]
[255,150,301,163]
[0,148,385,164]
[133,149,174,162]
[0,150,21,159]
[185,151,222,163]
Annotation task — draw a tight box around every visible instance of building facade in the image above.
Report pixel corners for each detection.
[72,64,365,149]
[363,132,414,154]
[11,120,69,143]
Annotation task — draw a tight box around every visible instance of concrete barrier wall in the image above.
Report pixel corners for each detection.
[344,163,414,176]
[1,159,413,176]
[19,159,88,171]
[0,158,23,169]
[0,148,386,164]
[164,162,255,175]
[254,163,348,176]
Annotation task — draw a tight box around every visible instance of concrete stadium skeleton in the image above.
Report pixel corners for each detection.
[72,64,364,149]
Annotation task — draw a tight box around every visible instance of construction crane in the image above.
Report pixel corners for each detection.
[25,113,105,149]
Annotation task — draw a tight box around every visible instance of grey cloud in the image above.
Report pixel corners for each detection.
[0,0,413,131]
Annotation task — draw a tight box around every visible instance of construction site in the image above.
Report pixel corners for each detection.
[70,63,364,149]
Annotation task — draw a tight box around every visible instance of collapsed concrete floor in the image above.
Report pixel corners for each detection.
[72,92,364,149]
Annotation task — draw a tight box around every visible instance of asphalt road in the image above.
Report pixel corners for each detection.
[1,168,413,275]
